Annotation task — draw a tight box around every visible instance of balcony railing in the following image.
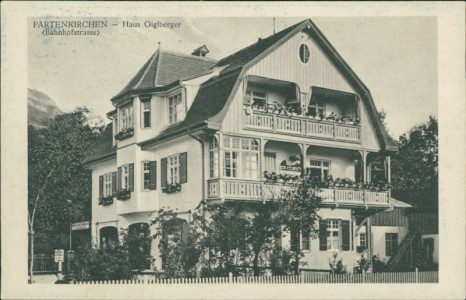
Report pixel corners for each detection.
[244,110,360,142]
[207,179,389,207]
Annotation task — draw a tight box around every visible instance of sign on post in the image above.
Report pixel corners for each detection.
[54,249,64,263]
[71,221,90,231]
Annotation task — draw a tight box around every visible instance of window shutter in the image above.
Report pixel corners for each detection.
[149,161,157,190]
[99,175,104,200]
[179,152,188,184]
[319,219,327,251]
[112,172,117,196]
[161,157,167,190]
[117,167,122,191]
[341,220,350,251]
[128,163,134,192]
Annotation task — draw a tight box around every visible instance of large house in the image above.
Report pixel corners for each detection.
[83,19,410,272]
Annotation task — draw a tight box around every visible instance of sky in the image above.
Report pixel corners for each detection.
[28,17,437,138]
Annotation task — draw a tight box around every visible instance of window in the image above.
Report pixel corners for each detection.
[326,219,340,250]
[143,162,151,190]
[307,99,325,117]
[103,173,112,197]
[359,233,367,248]
[246,90,267,108]
[120,105,133,130]
[302,229,310,251]
[168,93,184,124]
[141,100,151,128]
[209,136,219,178]
[299,43,310,64]
[168,155,180,184]
[264,152,276,173]
[309,159,330,181]
[161,153,187,191]
[100,227,118,249]
[117,164,134,192]
[385,233,398,256]
[223,136,259,179]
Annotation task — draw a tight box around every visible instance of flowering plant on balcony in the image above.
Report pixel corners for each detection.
[114,127,134,140]
[116,189,131,200]
[263,171,300,184]
[286,103,302,116]
[99,195,114,206]
[162,183,182,194]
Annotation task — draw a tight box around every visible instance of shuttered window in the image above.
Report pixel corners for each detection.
[100,172,117,200]
[301,228,310,251]
[161,152,187,192]
[142,161,157,190]
[319,219,351,251]
[118,163,134,191]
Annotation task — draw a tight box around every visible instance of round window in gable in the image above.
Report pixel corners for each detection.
[299,43,310,64]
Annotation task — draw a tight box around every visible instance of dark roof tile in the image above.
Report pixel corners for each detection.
[83,124,116,165]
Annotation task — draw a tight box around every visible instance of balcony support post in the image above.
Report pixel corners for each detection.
[366,216,372,262]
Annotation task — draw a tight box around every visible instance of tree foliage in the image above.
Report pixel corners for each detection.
[391,116,438,211]
[28,107,104,253]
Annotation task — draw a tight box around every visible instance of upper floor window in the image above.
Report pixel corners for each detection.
[299,43,310,64]
[103,173,112,197]
[142,161,157,190]
[209,136,219,178]
[118,163,134,192]
[223,136,259,179]
[168,93,184,124]
[309,159,330,181]
[141,100,151,128]
[307,99,325,117]
[99,172,117,201]
[161,152,187,192]
[120,105,133,130]
[245,90,267,109]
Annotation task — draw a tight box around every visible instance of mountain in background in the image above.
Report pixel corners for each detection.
[28,88,63,127]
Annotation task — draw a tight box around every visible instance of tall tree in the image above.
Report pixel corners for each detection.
[391,116,438,211]
[28,107,103,282]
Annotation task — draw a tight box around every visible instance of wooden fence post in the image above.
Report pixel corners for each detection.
[415,267,419,283]
[229,272,233,284]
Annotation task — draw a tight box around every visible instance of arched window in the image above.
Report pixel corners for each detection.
[209,136,219,178]
[99,226,118,249]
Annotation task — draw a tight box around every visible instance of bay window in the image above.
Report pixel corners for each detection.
[209,137,219,178]
[168,93,184,124]
[223,136,259,179]
[120,105,133,130]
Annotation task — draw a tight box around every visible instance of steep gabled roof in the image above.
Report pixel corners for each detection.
[112,50,217,101]
[83,124,116,166]
[133,18,397,152]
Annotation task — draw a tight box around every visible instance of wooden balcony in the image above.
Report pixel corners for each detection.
[245,110,360,142]
[207,178,389,208]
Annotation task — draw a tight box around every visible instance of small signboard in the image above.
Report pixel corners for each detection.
[54,249,64,263]
[71,221,90,231]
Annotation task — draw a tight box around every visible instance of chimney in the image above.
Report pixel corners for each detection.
[191,45,209,57]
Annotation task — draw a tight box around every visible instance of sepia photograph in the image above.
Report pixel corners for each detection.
[1,2,464,299]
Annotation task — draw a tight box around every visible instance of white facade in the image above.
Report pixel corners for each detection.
[86,19,401,272]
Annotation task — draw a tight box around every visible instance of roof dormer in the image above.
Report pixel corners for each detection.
[191,45,209,57]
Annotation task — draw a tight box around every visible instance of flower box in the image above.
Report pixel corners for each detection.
[116,189,131,200]
[114,127,134,140]
[162,183,182,194]
[99,196,114,206]
[280,165,301,172]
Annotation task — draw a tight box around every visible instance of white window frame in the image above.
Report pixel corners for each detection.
[141,101,151,128]
[142,161,151,190]
[103,173,112,197]
[246,90,267,108]
[122,164,130,190]
[209,137,219,178]
[223,136,259,180]
[359,233,367,248]
[308,99,325,117]
[120,105,133,130]
[168,154,180,184]
[309,159,331,181]
[326,219,340,251]
[168,92,184,124]
[264,152,277,173]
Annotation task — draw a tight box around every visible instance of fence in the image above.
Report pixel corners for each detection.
[28,254,57,274]
[74,270,438,284]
